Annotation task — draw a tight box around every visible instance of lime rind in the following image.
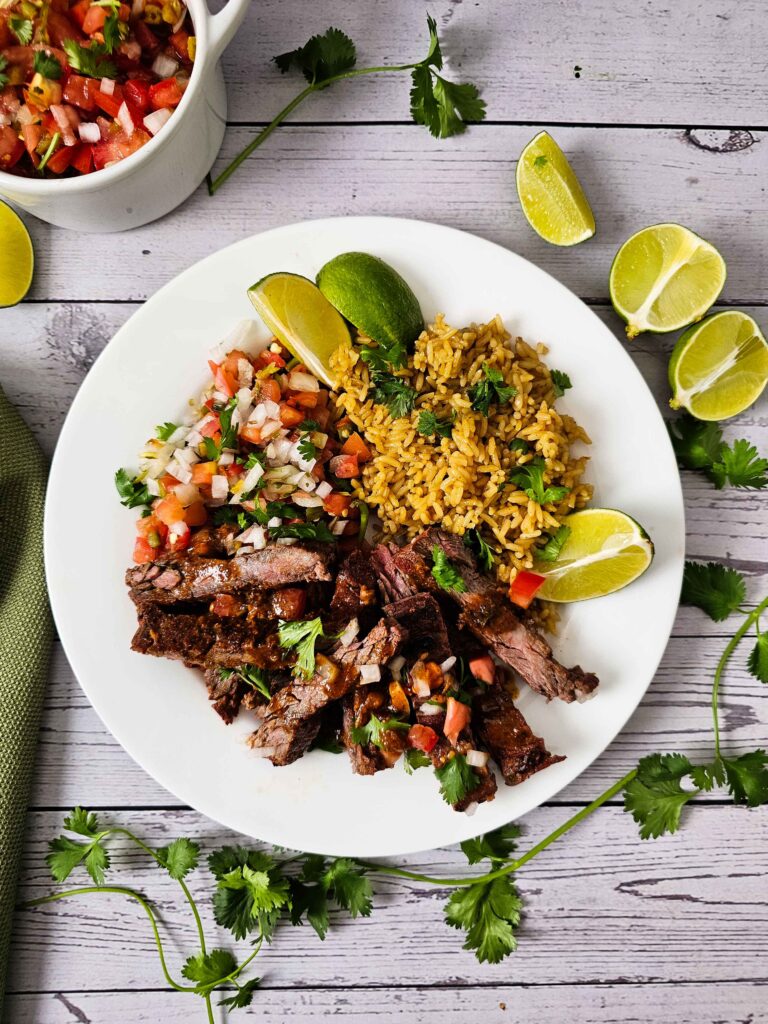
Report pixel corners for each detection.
[0,202,34,308]
[515,131,596,247]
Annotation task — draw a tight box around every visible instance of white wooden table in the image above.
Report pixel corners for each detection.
[3,1,768,1020]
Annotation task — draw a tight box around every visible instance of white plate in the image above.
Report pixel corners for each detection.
[46,217,685,858]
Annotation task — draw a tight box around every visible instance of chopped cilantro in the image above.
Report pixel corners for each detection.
[220,665,271,701]
[297,434,319,461]
[278,617,327,678]
[115,468,151,509]
[403,748,431,774]
[9,15,33,45]
[269,521,336,543]
[370,371,417,418]
[359,338,408,371]
[550,369,572,397]
[350,714,410,749]
[434,753,478,805]
[463,528,494,572]
[155,422,180,442]
[537,525,571,562]
[468,364,516,416]
[417,409,455,439]
[62,39,118,79]
[509,438,530,453]
[431,545,467,593]
[0,56,8,89]
[508,457,569,504]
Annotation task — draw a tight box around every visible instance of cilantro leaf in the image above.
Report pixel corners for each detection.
[62,39,117,79]
[218,977,262,1010]
[461,823,521,865]
[747,633,768,684]
[209,847,290,941]
[550,369,572,398]
[434,753,478,806]
[359,339,408,371]
[463,528,495,572]
[417,409,455,439]
[468,363,516,416]
[182,949,238,994]
[221,665,272,701]
[721,750,768,806]
[102,10,126,54]
[509,438,530,453]
[297,434,318,461]
[668,415,723,471]
[9,15,33,45]
[278,617,327,678]
[0,56,8,89]
[289,877,330,939]
[431,544,466,593]
[115,468,151,509]
[47,834,110,885]
[403,748,431,774]
[274,27,356,86]
[370,371,417,418]
[350,714,409,749]
[156,837,200,880]
[668,416,768,489]
[681,560,746,622]
[63,806,102,838]
[323,857,373,917]
[711,438,768,490]
[155,422,179,441]
[269,521,336,544]
[410,18,486,138]
[444,875,522,963]
[624,753,700,839]
[290,856,372,937]
[537,525,571,563]
[508,457,569,505]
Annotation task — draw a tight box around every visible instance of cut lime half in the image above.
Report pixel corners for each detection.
[610,223,726,339]
[247,272,351,386]
[669,310,768,421]
[0,202,33,308]
[535,508,654,602]
[515,131,596,246]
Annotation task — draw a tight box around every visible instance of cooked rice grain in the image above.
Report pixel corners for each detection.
[330,314,592,583]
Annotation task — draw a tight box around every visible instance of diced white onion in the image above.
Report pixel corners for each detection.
[117,101,134,138]
[418,701,443,716]
[466,749,489,769]
[315,481,332,499]
[330,520,348,536]
[412,678,431,699]
[213,390,229,404]
[168,520,187,539]
[237,524,266,550]
[237,359,254,388]
[100,77,115,95]
[251,745,276,759]
[267,438,293,463]
[211,474,229,500]
[288,370,319,393]
[166,459,191,483]
[267,516,282,528]
[359,664,381,684]
[78,121,101,143]
[174,447,199,465]
[292,491,324,508]
[248,403,267,427]
[463,802,478,817]
[276,537,298,546]
[218,451,234,466]
[260,419,282,440]
[240,460,264,495]
[262,399,281,421]
[174,483,200,507]
[143,106,172,136]
[440,656,457,673]
[185,429,203,446]
[152,54,180,78]
[146,477,162,497]
[389,655,406,675]
[293,471,316,491]
[168,425,188,445]
[338,618,359,648]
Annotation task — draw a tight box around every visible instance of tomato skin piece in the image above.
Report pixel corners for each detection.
[167,522,191,552]
[136,513,168,543]
[191,461,217,486]
[207,359,236,398]
[291,390,318,409]
[468,654,495,685]
[169,28,192,63]
[259,378,282,403]
[133,536,160,563]
[329,453,360,479]
[408,724,438,753]
[239,424,263,445]
[82,5,107,34]
[21,123,42,155]
[341,432,372,463]
[508,570,546,610]
[443,696,471,746]
[148,76,184,110]
[46,144,74,174]
[154,493,185,526]
[257,350,286,369]
[68,0,92,28]
[69,142,93,174]
[323,492,352,517]
[199,414,221,438]
[47,9,84,45]
[63,74,99,112]
[279,404,304,427]
[123,78,150,115]
[93,90,122,119]
[183,500,208,527]
[0,126,24,170]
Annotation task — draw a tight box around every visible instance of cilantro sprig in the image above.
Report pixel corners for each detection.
[669,414,768,489]
[468,363,517,416]
[537,524,571,562]
[417,409,455,439]
[8,15,33,44]
[62,38,118,79]
[431,544,467,592]
[350,714,410,749]
[508,457,570,505]
[0,56,8,89]
[278,616,327,677]
[33,49,63,80]
[370,370,417,418]
[463,528,495,571]
[115,468,151,510]
[208,15,485,195]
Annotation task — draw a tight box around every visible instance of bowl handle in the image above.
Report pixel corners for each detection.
[206,0,252,64]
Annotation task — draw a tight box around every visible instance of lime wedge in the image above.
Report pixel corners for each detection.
[247,272,351,386]
[515,131,596,247]
[0,202,33,308]
[669,310,768,421]
[316,252,424,352]
[610,223,726,339]
[535,509,654,603]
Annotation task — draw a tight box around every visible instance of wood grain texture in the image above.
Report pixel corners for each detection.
[16,126,768,303]
[218,0,767,127]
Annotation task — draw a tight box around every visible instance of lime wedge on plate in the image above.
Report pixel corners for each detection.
[535,509,654,602]
[610,223,726,339]
[0,202,33,307]
[316,252,424,352]
[247,272,351,386]
[669,310,768,421]
[515,131,596,246]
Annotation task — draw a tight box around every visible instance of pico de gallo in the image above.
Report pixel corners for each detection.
[0,0,195,177]
[115,320,373,565]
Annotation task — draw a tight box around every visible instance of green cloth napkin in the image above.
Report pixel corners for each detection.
[0,385,53,1015]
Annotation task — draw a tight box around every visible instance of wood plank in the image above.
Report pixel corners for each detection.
[7,806,768,992]
[6,981,768,1024]
[16,126,768,303]
[217,0,767,127]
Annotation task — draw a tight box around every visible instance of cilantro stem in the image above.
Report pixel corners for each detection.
[25,886,194,992]
[207,61,420,195]
[357,769,636,887]
[712,596,768,758]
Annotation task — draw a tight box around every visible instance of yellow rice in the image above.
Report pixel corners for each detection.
[330,314,593,586]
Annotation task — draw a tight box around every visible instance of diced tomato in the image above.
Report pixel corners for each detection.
[93,89,122,119]
[443,696,471,746]
[21,123,42,155]
[239,424,263,445]
[292,390,319,409]
[183,500,208,527]
[208,359,236,398]
[311,405,331,430]
[154,493,185,526]
[169,29,192,63]
[191,461,217,486]
[508,570,546,610]
[329,454,360,479]
[323,492,353,517]
[47,9,84,46]
[199,414,221,438]
[46,144,74,174]
[133,17,161,53]
[148,76,184,111]
[279,404,304,427]
[270,587,307,621]
[133,536,159,563]
[468,654,496,685]
[92,125,150,168]
[167,521,191,552]
[136,513,167,544]
[69,142,93,174]
[0,126,24,170]
[257,350,286,369]
[408,724,438,753]
[311,461,326,482]
[341,432,372,463]
[210,593,241,617]
[259,378,282,403]
[124,78,151,116]
[160,472,180,490]
[222,462,243,481]
[221,348,249,380]
[82,5,108,35]
[68,0,92,28]
[63,74,99,112]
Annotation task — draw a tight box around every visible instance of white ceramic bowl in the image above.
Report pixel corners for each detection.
[0,0,251,232]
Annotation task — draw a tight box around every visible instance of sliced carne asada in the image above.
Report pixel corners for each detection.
[384,592,452,663]
[370,543,415,602]
[126,543,335,606]
[335,617,407,668]
[341,686,409,775]
[473,684,564,785]
[204,666,250,725]
[248,655,357,766]
[412,698,497,811]
[394,529,598,703]
[330,549,380,626]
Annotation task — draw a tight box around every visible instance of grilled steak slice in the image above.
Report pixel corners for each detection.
[413,700,497,811]
[248,657,356,766]
[336,618,407,668]
[371,543,415,602]
[396,529,598,703]
[204,666,249,725]
[131,604,215,666]
[342,686,408,775]
[384,593,451,663]
[330,549,380,625]
[474,685,564,785]
[126,543,335,606]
